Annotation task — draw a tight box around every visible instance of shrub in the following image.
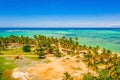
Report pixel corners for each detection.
[83,73,96,80]
[54,50,61,57]
[63,72,73,80]
[22,44,31,52]
[0,53,3,55]
[39,51,45,59]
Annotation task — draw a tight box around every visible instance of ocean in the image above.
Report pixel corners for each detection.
[0,28,120,53]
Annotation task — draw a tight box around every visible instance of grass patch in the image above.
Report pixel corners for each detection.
[71,67,82,70]
[0,57,16,80]
[0,48,34,55]
[26,56,40,61]
[76,67,82,70]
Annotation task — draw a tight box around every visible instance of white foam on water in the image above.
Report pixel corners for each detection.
[7,30,32,32]
[7,30,23,32]
[54,31,72,34]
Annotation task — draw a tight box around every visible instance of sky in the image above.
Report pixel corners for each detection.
[0,0,120,28]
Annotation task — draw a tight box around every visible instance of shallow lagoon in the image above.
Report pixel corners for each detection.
[0,28,120,53]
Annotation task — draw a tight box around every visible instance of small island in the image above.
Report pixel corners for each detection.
[0,35,120,80]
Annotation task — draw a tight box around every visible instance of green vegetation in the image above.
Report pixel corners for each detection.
[22,44,31,52]
[73,67,82,70]
[39,50,45,59]
[63,72,73,80]
[54,49,62,57]
[83,73,96,80]
[83,49,120,80]
[0,34,120,80]
[0,48,34,55]
[0,57,16,80]
[97,69,112,80]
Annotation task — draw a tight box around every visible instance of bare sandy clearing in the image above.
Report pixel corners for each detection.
[12,55,97,80]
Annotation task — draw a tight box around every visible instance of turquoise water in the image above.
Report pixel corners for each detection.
[0,28,120,53]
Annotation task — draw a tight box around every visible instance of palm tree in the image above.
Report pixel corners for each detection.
[106,49,112,54]
[54,49,61,57]
[102,48,106,53]
[75,36,78,40]
[0,39,7,50]
[39,50,45,59]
